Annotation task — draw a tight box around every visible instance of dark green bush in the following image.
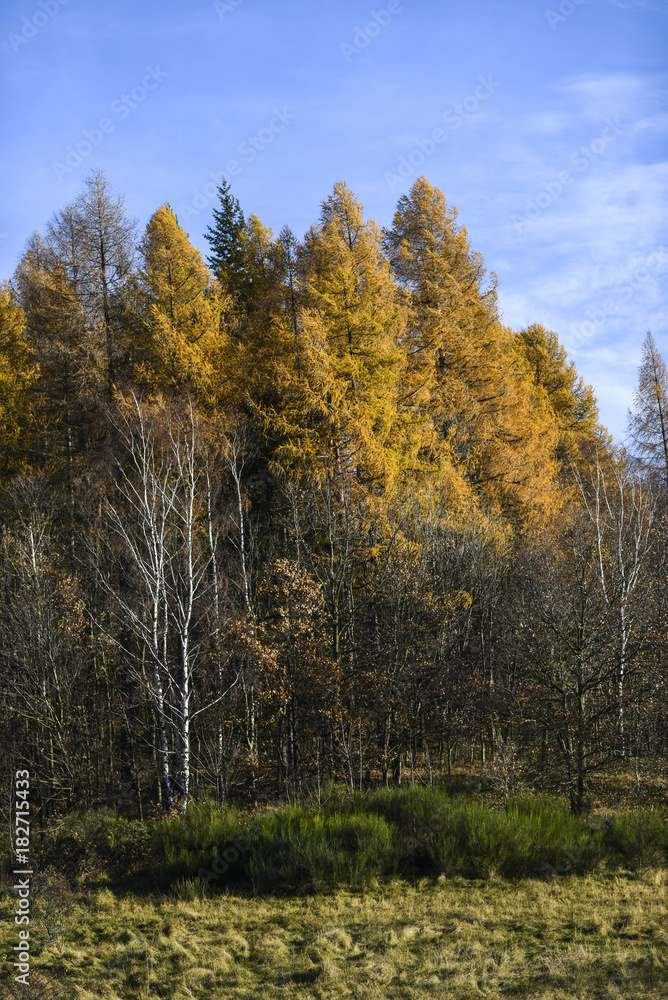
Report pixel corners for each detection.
[502,796,605,877]
[361,785,451,875]
[38,835,87,878]
[152,799,247,885]
[603,809,668,870]
[37,807,150,879]
[437,774,486,797]
[34,789,667,896]
[424,796,606,879]
[425,802,508,878]
[248,806,396,894]
[241,788,662,892]
[363,785,450,831]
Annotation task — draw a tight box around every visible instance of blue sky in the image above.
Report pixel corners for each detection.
[1,0,666,443]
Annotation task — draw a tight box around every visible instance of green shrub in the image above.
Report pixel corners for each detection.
[325,812,397,887]
[361,786,451,875]
[38,835,87,878]
[424,797,606,879]
[428,802,507,878]
[31,788,667,897]
[248,806,396,894]
[603,809,668,870]
[37,807,151,879]
[363,785,449,830]
[152,800,247,884]
[502,796,605,877]
[437,774,486,797]
[241,789,622,891]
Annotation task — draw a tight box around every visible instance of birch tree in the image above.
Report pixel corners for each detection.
[572,456,655,754]
[97,395,236,810]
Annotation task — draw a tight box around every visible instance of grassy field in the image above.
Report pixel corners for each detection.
[1,871,667,999]
[2,786,667,998]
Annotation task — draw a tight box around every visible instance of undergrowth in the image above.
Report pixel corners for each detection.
[11,786,667,898]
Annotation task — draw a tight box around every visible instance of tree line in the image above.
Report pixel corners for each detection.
[0,169,666,818]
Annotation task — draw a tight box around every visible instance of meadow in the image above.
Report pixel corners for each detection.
[2,784,667,999]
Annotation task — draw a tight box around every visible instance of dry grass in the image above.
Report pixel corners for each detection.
[1,870,667,998]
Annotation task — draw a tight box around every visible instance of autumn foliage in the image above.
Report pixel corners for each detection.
[0,171,665,820]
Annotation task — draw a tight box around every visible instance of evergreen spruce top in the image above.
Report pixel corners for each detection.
[204,181,246,290]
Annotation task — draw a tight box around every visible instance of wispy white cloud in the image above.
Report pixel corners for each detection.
[488,67,667,420]
[594,0,668,11]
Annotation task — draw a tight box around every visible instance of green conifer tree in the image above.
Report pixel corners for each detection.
[204,181,246,296]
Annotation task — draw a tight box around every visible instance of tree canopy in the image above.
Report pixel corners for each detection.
[1,169,665,820]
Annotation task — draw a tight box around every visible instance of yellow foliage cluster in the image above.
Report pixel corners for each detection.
[5,177,605,547]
